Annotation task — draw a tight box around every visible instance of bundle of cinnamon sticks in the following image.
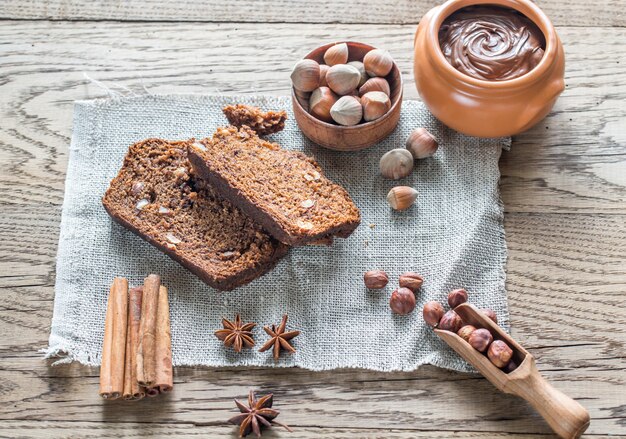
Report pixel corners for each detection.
[99,274,173,400]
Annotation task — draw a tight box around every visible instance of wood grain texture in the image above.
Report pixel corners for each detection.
[0,15,625,439]
[1,0,625,27]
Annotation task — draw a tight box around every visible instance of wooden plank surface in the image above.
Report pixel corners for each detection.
[1,0,625,27]
[0,11,625,439]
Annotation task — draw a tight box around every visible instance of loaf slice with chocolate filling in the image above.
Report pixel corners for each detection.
[102,138,288,291]
[222,104,287,136]
[188,126,361,246]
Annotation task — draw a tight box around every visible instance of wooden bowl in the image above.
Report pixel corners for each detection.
[292,41,403,151]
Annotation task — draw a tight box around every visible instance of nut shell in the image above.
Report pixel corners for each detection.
[309,87,338,123]
[447,288,468,309]
[324,42,349,66]
[438,310,462,333]
[386,186,418,211]
[364,270,389,289]
[398,272,424,293]
[359,77,391,97]
[406,128,438,159]
[468,328,493,352]
[481,308,498,324]
[423,301,445,327]
[488,340,513,368]
[389,287,416,315]
[361,91,391,122]
[326,64,361,96]
[348,60,368,87]
[380,149,414,180]
[291,59,321,92]
[363,49,394,77]
[457,324,476,342]
[330,95,363,126]
[319,64,330,87]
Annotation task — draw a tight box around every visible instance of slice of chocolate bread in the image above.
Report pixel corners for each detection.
[102,138,288,291]
[188,126,361,246]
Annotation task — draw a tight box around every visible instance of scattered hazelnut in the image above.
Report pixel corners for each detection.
[481,308,498,324]
[330,96,363,126]
[348,60,368,87]
[406,128,438,159]
[379,149,414,180]
[398,272,424,293]
[363,49,394,77]
[309,87,338,123]
[290,59,321,92]
[359,77,391,97]
[438,310,462,333]
[503,359,518,373]
[447,288,468,308]
[324,43,349,66]
[319,64,330,87]
[468,328,493,352]
[423,301,445,327]
[386,186,418,211]
[361,91,391,122]
[488,340,513,368]
[390,287,416,315]
[457,324,476,342]
[326,64,361,96]
[364,270,389,289]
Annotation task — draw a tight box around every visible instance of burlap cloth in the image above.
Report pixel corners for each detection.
[46,95,510,372]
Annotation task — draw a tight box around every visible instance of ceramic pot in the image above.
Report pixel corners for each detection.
[413,0,565,137]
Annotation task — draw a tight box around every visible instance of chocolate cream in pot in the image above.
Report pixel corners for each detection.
[438,5,545,81]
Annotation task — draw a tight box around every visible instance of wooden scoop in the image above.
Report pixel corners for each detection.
[435,303,590,439]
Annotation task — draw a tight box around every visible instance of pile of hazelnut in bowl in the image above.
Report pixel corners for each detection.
[290,41,403,151]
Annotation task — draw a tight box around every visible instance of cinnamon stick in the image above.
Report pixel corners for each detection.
[123,287,144,400]
[137,274,160,387]
[155,285,173,393]
[144,386,160,397]
[99,277,128,399]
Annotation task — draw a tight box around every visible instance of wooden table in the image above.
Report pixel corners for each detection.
[1,1,624,437]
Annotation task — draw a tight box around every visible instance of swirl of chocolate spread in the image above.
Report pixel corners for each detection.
[438,5,545,81]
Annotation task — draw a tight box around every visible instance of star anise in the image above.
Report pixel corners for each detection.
[258,315,300,360]
[229,390,291,437]
[215,314,256,352]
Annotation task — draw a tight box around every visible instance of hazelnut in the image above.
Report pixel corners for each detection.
[309,87,338,123]
[447,288,468,308]
[364,270,388,289]
[438,310,462,333]
[330,96,362,126]
[468,328,493,352]
[398,272,424,293]
[324,42,349,66]
[386,186,418,211]
[131,181,145,195]
[294,88,312,111]
[457,324,476,342]
[488,340,513,368]
[481,308,498,324]
[348,61,368,87]
[423,301,444,327]
[359,77,391,97]
[290,59,321,92]
[319,64,330,87]
[389,287,416,315]
[406,128,438,159]
[326,64,361,96]
[503,359,518,373]
[363,49,394,77]
[379,149,414,180]
[361,91,391,122]
[135,199,150,211]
